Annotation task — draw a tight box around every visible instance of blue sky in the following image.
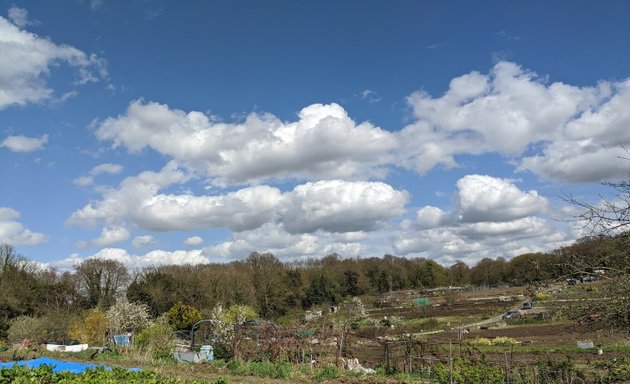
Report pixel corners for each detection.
[2,1,630,269]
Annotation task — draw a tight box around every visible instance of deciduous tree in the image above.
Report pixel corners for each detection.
[74,258,129,309]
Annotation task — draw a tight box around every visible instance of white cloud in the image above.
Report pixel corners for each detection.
[73,176,94,187]
[184,236,203,246]
[393,174,568,265]
[0,206,46,245]
[94,100,397,184]
[1,134,48,152]
[7,6,35,28]
[134,185,283,232]
[91,64,630,185]
[68,166,408,237]
[281,180,408,233]
[455,174,548,222]
[359,89,382,103]
[0,14,107,110]
[67,161,191,228]
[520,80,630,182]
[51,247,210,271]
[399,61,630,182]
[73,162,123,186]
[203,223,373,263]
[91,163,123,175]
[416,206,453,229]
[92,226,130,246]
[132,235,157,248]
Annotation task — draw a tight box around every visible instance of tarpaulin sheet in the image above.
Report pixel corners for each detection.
[0,357,137,374]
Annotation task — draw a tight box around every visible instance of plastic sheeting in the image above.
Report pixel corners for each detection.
[0,358,140,374]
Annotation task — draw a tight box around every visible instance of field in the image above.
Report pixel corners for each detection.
[2,281,629,383]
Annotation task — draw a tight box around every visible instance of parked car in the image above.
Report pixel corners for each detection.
[521,301,533,310]
[502,310,521,319]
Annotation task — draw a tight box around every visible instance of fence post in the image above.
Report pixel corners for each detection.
[449,340,453,384]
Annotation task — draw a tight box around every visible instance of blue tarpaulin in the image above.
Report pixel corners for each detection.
[0,358,140,374]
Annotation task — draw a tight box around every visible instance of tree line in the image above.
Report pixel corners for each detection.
[1,233,629,338]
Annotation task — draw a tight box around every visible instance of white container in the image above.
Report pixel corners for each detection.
[577,341,594,349]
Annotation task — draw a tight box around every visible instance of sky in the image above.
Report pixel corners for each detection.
[2,1,630,270]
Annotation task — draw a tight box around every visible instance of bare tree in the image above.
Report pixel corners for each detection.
[564,178,630,237]
[74,258,129,309]
[561,161,630,332]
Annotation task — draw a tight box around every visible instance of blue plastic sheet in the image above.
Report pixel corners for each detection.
[0,357,140,374]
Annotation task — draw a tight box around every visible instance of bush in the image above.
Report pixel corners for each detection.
[313,364,339,381]
[225,360,293,379]
[106,300,151,334]
[69,308,109,345]
[248,361,292,379]
[469,337,518,347]
[434,360,503,384]
[7,316,46,343]
[534,292,552,301]
[134,317,175,360]
[221,305,258,323]
[167,303,202,331]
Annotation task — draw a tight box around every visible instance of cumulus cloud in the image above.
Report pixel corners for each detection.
[67,161,191,228]
[68,164,408,238]
[203,223,373,262]
[393,174,568,265]
[183,236,203,246]
[76,225,130,248]
[416,206,453,229]
[73,162,123,186]
[0,206,46,245]
[52,247,210,271]
[400,61,629,182]
[455,174,548,222]
[94,100,397,184]
[0,12,107,110]
[132,235,157,248]
[520,80,630,182]
[281,180,408,233]
[1,134,48,152]
[134,185,283,232]
[90,63,630,185]
[92,225,130,246]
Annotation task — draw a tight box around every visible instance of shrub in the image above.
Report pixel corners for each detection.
[469,337,518,346]
[492,336,518,346]
[434,360,503,384]
[534,292,552,301]
[69,308,109,345]
[313,364,339,381]
[469,337,492,346]
[167,303,202,331]
[7,316,46,343]
[134,316,175,360]
[106,300,151,334]
[220,305,258,323]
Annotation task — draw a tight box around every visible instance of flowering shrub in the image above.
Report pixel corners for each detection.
[106,300,151,333]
